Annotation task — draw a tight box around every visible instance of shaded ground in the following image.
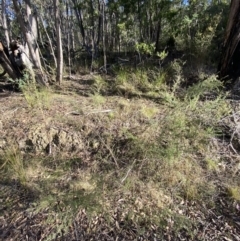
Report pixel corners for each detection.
[0,75,240,240]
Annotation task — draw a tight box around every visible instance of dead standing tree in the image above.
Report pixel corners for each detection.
[218,0,240,85]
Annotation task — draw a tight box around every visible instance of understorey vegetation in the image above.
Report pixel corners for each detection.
[0,0,240,240]
[0,65,239,240]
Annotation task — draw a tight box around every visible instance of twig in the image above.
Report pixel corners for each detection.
[121,159,136,183]
[99,136,119,169]
[65,111,83,116]
[87,109,113,115]
[219,111,240,122]
[229,130,239,154]
[10,107,19,114]
[229,142,238,154]
[65,109,113,116]
[121,168,132,183]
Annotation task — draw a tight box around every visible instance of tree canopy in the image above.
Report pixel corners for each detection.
[0,0,232,84]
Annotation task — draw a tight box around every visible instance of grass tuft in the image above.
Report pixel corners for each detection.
[0,145,26,185]
[20,80,53,109]
[227,186,240,201]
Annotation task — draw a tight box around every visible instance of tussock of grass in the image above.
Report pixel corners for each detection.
[92,75,108,93]
[184,74,224,101]
[1,145,26,184]
[90,93,106,105]
[227,186,240,201]
[20,80,53,109]
[140,105,159,119]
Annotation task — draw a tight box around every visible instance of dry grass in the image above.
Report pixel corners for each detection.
[0,69,239,240]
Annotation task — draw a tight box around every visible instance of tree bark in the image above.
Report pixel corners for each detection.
[155,20,161,53]
[218,0,240,83]
[96,0,102,47]
[12,0,47,86]
[39,15,57,68]
[2,0,10,48]
[102,0,107,72]
[72,0,86,45]
[66,0,72,77]
[137,0,143,42]
[54,0,63,84]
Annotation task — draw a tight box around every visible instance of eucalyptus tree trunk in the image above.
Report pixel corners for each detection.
[2,0,10,48]
[96,0,102,46]
[155,20,162,53]
[66,0,72,77]
[72,0,86,45]
[39,15,57,68]
[90,0,96,72]
[102,0,107,72]
[66,0,70,62]
[24,0,40,61]
[90,0,96,45]
[70,7,76,51]
[137,0,143,42]
[54,0,63,84]
[147,3,154,42]
[218,0,240,84]
[12,0,47,85]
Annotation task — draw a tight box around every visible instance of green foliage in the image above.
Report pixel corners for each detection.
[92,75,108,93]
[205,158,219,171]
[90,93,106,105]
[157,50,168,61]
[141,105,158,119]
[227,186,240,201]
[136,104,218,199]
[107,70,229,202]
[135,42,155,55]
[184,74,223,101]
[19,78,52,109]
[113,67,170,98]
[165,0,229,65]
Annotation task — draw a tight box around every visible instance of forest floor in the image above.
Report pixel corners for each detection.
[0,72,240,240]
